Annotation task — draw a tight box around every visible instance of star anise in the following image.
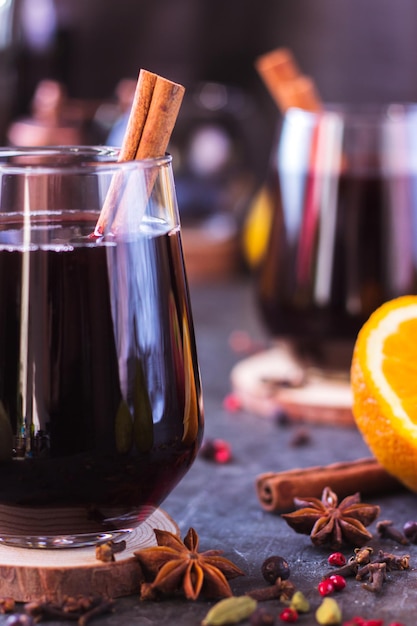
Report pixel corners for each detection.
[134,527,244,600]
[281,486,380,549]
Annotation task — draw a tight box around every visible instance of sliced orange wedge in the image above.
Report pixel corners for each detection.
[351,295,417,492]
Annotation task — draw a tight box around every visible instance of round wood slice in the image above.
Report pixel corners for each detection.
[182,224,239,284]
[230,346,355,426]
[0,508,178,602]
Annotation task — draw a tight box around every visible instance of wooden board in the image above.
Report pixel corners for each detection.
[230,346,355,426]
[0,508,178,602]
[182,224,239,284]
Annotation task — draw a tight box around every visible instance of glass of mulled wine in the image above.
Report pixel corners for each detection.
[255,104,417,369]
[0,146,204,548]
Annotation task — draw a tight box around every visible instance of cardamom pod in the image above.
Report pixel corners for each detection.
[290,590,310,613]
[315,597,342,625]
[201,596,257,626]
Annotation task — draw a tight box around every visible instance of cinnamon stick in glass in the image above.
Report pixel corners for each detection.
[256,457,403,513]
[255,47,322,113]
[255,48,300,106]
[277,75,322,113]
[95,68,185,235]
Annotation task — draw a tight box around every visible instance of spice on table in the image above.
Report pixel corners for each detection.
[323,559,359,580]
[318,579,336,597]
[0,598,15,614]
[278,606,298,622]
[327,552,346,567]
[328,575,346,591]
[249,607,276,625]
[261,555,290,584]
[353,547,373,565]
[376,520,409,545]
[358,562,386,593]
[281,486,380,549]
[315,597,342,625]
[201,595,257,626]
[95,539,127,562]
[24,595,114,625]
[256,458,401,513]
[246,578,296,602]
[375,550,410,571]
[223,393,242,413]
[289,590,310,613]
[402,519,417,543]
[134,527,244,601]
[200,438,233,464]
[289,427,311,447]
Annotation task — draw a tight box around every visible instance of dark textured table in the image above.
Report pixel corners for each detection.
[1,277,416,626]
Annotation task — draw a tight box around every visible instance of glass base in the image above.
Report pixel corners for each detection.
[0,528,133,550]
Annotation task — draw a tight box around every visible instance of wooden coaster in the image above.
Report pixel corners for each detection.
[0,508,178,602]
[182,224,239,284]
[230,346,355,426]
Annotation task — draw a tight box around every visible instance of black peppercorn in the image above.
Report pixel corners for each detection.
[261,555,290,584]
[403,520,417,543]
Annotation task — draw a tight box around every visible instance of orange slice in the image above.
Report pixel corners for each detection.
[351,295,417,492]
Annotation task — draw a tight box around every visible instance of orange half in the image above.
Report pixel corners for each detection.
[351,295,417,492]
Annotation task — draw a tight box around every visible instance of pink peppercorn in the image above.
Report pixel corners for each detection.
[199,438,232,464]
[327,552,347,567]
[318,578,335,596]
[329,574,346,591]
[223,393,242,412]
[279,607,298,622]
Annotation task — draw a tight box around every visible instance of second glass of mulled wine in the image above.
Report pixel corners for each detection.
[255,104,417,368]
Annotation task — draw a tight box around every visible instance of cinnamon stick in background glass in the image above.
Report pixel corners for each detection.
[256,458,403,513]
[255,47,322,113]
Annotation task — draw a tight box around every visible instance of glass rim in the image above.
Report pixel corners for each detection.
[0,146,172,174]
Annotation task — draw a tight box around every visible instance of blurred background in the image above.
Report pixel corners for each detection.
[2,0,417,279]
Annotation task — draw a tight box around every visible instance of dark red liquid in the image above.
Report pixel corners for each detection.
[256,169,417,356]
[0,219,203,538]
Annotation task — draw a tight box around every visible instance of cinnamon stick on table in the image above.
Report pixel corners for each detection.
[256,457,404,513]
[96,68,185,235]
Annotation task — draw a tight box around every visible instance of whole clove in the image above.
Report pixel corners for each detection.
[24,595,114,625]
[376,520,409,545]
[95,539,126,563]
[323,559,358,580]
[353,546,373,564]
[375,550,410,571]
[78,599,115,626]
[359,562,387,593]
[0,597,15,614]
[246,578,295,602]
